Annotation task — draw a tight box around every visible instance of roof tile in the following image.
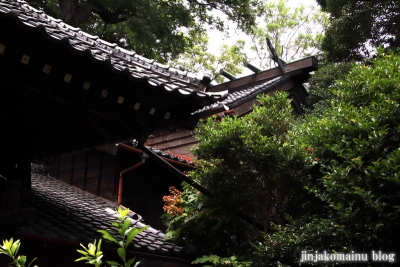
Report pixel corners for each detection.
[192,76,290,116]
[17,174,192,259]
[1,0,228,101]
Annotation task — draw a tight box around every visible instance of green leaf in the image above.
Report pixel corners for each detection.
[122,219,131,233]
[98,230,119,244]
[2,238,13,256]
[88,243,96,255]
[76,249,88,256]
[17,255,27,266]
[106,260,122,267]
[96,238,102,253]
[164,231,177,240]
[28,257,38,267]
[10,239,21,256]
[192,255,221,264]
[75,256,90,262]
[125,228,137,248]
[117,206,130,220]
[126,258,136,267]
[117,247,126,263]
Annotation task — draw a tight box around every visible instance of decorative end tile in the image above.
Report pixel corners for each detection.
[83,82,91,90]
[0,44,5,54]
[101,90,108,98]
[42,64,52,74]
[64,73,72,83]
[117,96,124,104]
[21,54,30,64]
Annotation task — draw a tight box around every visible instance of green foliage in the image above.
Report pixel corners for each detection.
[246,0,328,69]
[0,238,38,267]
[305,62,353,112]
[251,217,349,267]
[76,240,103,267]
[164,92,314,256]
[318,0,400,62]
[255,49,400,266]
[170,34,247,83]
[296,49,400,250]
[192,255,251,267]
[76,207,148,267]
[165,50,400,266]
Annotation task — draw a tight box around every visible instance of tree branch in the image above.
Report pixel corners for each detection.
[58,0,127,26]
[92,0,128,24]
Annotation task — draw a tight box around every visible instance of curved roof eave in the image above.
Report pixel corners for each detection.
[0,1,228,104]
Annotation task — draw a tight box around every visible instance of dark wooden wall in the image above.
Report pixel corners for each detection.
[121,159,183,231]
[146,128,197,159]
[43,148,186,230]
[45,150,118,202]
[115,149,184,231]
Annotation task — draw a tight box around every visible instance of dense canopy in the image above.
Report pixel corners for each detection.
[163,50,400,266]
[318,0,400,61]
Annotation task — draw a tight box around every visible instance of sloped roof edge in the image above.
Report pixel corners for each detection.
[193,76,290,117]
[16,174,196,259]
[0,0,228,102]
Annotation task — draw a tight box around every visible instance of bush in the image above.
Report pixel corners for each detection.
[165,50,400,266]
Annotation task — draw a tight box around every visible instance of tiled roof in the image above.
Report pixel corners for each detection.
[0,0,227,101]
[17,174,195,259]
[193,76,290,116]
[148,147,196,166]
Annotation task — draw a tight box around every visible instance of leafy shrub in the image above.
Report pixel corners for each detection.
[165,50,400,266]
[0,238,38,267]
[76,207,148,267]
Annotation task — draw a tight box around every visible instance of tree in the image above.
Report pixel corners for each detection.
[318,0,400,62]
[252,50,400,266]
[305,61,353,112]
[164,50,400,266]
[170,33,248,83]
[26,0,261,63]
[298,48,400,253]
[246,0,328,69]
[173,0,328,84]
[163,92,315,257]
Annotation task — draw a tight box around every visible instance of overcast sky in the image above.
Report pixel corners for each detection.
[208,0,319,51]
[206,0,320,75]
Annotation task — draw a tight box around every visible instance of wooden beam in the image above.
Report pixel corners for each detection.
[207,56,318,93]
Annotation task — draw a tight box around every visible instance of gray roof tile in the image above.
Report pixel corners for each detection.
[0,0,228,102]
[192,76,290,116]
[17,174,193,259]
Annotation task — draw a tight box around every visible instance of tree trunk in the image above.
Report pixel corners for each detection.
[58,0,93,27]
